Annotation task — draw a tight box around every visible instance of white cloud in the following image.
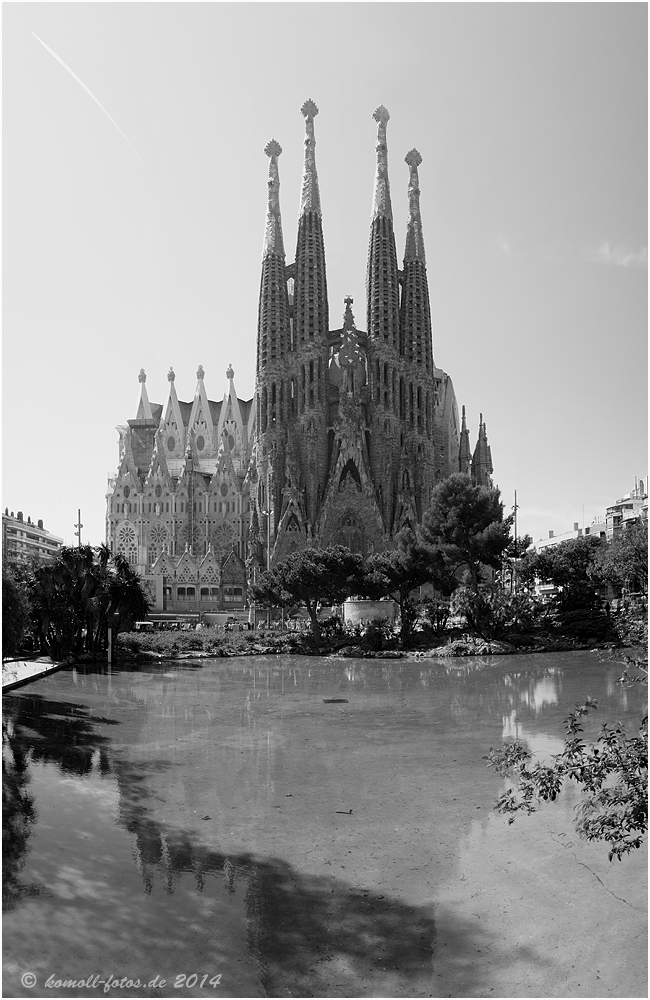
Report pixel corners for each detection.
[586,241,648,268]
[495,236,512,255]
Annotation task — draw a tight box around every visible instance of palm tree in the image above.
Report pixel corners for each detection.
[30,546,150,659]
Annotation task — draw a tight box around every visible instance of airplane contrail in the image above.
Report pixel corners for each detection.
[31,31,144,165]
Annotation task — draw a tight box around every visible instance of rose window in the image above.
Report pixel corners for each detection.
[148,522,168,566]
[212,521,235,554]
[116,521,138,564]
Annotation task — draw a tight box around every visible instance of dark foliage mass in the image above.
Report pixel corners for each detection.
[250,545,365,641]
[3,546,150,660]
[419,473,512,591]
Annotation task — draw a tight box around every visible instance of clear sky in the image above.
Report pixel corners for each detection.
[3,3,647,548]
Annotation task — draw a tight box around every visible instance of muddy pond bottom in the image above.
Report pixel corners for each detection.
[3,652,647,998]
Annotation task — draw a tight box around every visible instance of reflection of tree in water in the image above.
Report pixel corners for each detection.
[3,692,117,776]
[3,716,36,909]
[2,693,118,910]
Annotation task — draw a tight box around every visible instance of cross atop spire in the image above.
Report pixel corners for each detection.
[404,148,426,264]
[299,98,321,216]
[263,140,285,257]
[372,106,392,220]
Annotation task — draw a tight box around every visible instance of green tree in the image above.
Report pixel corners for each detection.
[529,535,605,609]
[2,562,34,656]
[594,520,648,596]
[419,473,513,592]
[250,545,364,642]
[361,530,437,646]
[504,534,533,560]
[487,675,648,861]
[31,545,150,659]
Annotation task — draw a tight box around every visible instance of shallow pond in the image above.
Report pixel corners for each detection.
[3,651,647,998]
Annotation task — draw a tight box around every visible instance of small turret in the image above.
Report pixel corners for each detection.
[471,414,494,488]
[458,405,471,475]
[136,369,153,421]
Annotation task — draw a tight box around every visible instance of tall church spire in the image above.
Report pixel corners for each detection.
[404,149,426,265]
[400,149,433,371]
[262,139,285,257]
[371,105,393,221]
[293,99,328,349]
[367,106,400,350]
[458,405,471,474]
[292,99,330,525]
[257,140,291,374]
[299,98,321,216]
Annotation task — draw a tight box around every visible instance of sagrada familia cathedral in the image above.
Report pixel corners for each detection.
[106,102,493,613]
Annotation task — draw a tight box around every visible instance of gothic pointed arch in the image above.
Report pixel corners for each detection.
[199,544,221,585]
[159,368,187,463]
[188,365,216,459]
[175,547,199,585]
[151,547,176,580]
[115,519,138,565]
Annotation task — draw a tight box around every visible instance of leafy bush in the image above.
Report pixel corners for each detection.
[360,616,396,652]
[555,605,615,642]
[318,615,345,639]
[452,586,549,641]
[614,607,648,647]
[487,692,648,861]
[116,627,234,657]
[419,598,451,636]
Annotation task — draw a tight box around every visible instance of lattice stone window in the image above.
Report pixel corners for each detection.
[116,521,138,564]
[148,522,168,566]
[212,521,235,554]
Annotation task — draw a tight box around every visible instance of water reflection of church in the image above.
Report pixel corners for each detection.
[105,101,493,613]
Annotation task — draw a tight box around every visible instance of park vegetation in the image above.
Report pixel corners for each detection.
[5,478,646,662]
[3,545,150,660]
[487,662,648,861]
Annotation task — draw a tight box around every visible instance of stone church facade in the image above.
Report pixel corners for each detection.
[105,102,493,613]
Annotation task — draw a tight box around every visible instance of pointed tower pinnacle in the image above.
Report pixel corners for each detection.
[471,413,494,488]
[372,106,393,220]
[343,295,355,331]
[263,140,285,258]
[136,368,153,420]
[367,105,400,351]
[458,404,471,475]
[400,148,433,371]
[299,99,321,216]
[257,139,291,372]
[404,149,426,264]
[293,98,329,350]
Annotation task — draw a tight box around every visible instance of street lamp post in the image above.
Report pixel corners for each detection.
[512,490,519,594]
[74,509,83,547]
